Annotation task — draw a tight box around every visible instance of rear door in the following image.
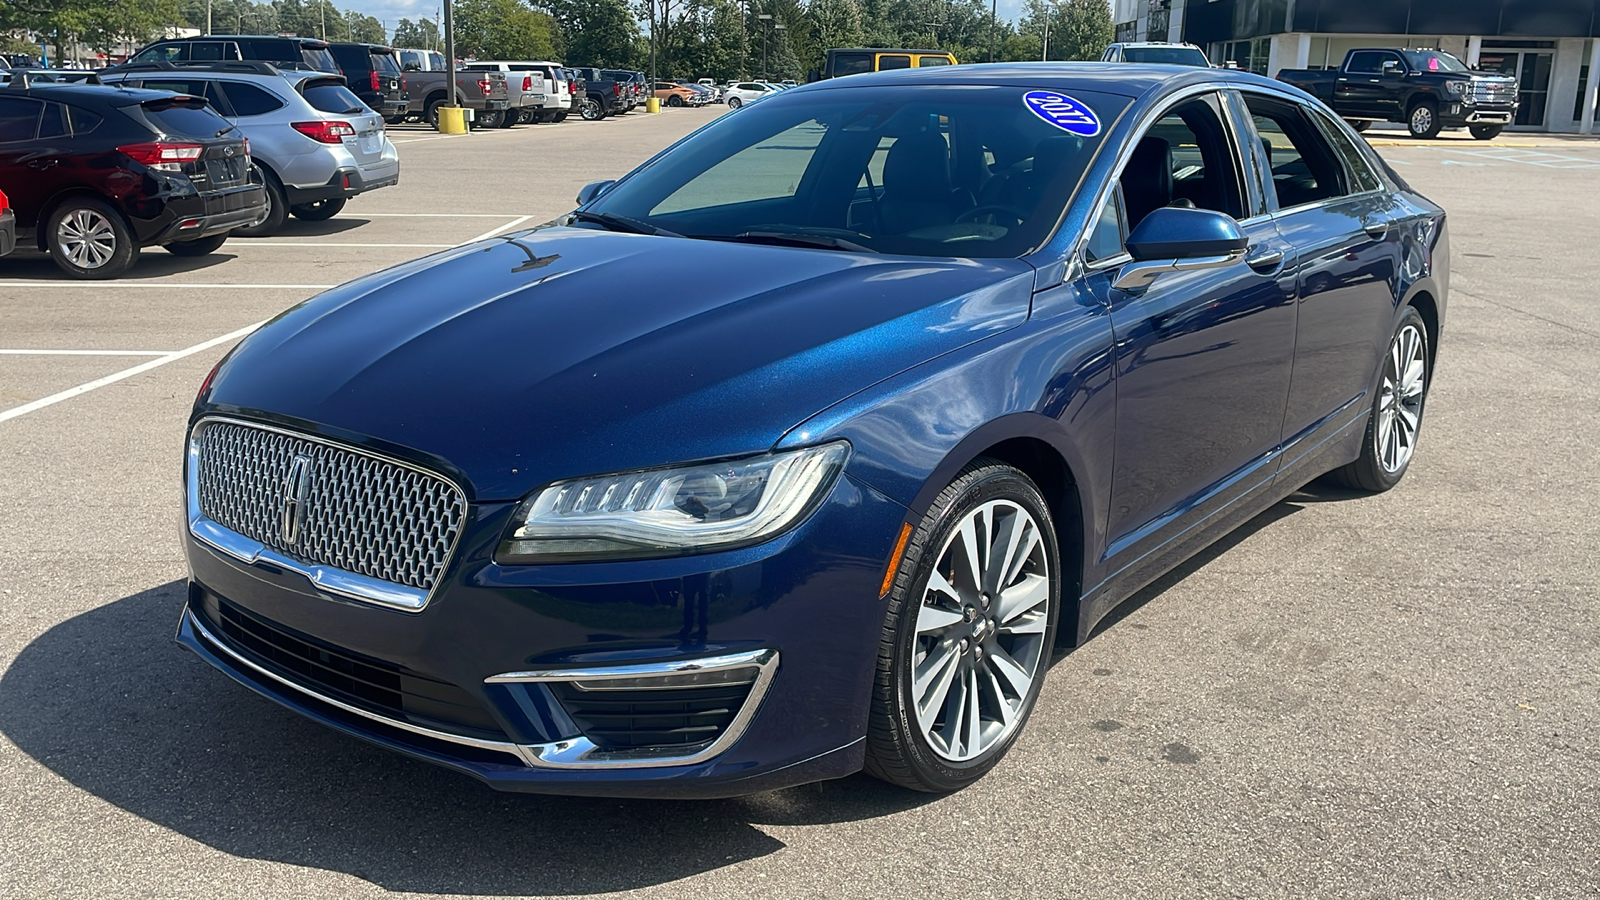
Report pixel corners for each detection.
[1237,90,1400,462]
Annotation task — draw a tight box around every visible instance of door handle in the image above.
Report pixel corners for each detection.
[1363,221,1390,240]
[1245,247,1285,273]
[27,158,59,170]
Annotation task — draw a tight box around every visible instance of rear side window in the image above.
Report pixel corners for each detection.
[238,38,294,62]
[1313,111,1383,193]
[331,45,370,72]
[142,101,233,139]
[68,105,103,134]
[302,82,367,114]
[1243,94,1350,209]
[916,55,952,67]
[878,55,912,70]
[831,52,872,76]
[0,96,41,142]
[222,82,286,117]
[138,79,231,115]
[303,47,340,73]
[39,102,68,138]
[190,41,235,61]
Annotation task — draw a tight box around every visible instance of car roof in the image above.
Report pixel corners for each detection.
[3,82,198,105]
[1113,41,1203,48]
[796,62,1274,98]
[161,34,329,44]
[102,66,329,86]
[829,47,947,54]
[330,42,395,50]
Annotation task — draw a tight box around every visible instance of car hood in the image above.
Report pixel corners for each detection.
[205,226,1036,500]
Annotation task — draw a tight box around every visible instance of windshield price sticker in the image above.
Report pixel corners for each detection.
[1023,91,1101,137]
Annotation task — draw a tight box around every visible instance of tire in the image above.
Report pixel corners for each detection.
[289,197,346,221]
[164,233,228,256]
[1406,100,1442,139]
[554,111,568,122]
[727,95,742,109]
[45,197,136,280]
[425,97,447,129]
[1470,124,1504,141]
[496,108,518,128]
[864,458,1061,793]
[667,94,683,107]
[1325,306,1431,493]
[1345,119,1369,132]
[385,115,405,126]
[233,164,287,238]
[475,108,504,129]
[580,97,602,120]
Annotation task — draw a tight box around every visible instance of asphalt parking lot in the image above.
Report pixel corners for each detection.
[2,110,1597,899]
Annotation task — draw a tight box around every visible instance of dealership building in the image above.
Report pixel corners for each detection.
[1112,0,1600,133]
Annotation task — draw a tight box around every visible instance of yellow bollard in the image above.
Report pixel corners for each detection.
[646,97,661,114]
[437,106,469,134]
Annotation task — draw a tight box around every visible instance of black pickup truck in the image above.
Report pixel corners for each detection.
[1278,48,1518,140]
[568,66,624,120]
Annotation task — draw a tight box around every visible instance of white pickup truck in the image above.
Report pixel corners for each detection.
[461,61,547,127]
[502,61,580,123]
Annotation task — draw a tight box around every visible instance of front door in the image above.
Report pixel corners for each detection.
[0,96,55,227]
[1336,49,1405,119]
[1084,93,1297,573]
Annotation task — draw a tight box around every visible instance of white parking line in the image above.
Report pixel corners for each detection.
[0,321,267,425]
[0,282,335,289]
[0,349,173,356]
[465,215,535,243]
[229,242,455,249]
[1441,147,1600,168]
[345,212,525,218]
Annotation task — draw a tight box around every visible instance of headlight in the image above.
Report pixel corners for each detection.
[1445,80,1468,96]
[496,442,850,563]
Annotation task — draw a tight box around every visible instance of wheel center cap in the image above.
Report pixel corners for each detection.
[971,617,993,643]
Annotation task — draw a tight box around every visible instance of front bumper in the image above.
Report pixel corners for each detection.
[1444,103,1517,126]
[141,183,267,243]
[285,165,400,205]
[179,470,907,797]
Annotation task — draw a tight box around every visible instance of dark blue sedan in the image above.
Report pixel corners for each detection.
[179,63,1446,797]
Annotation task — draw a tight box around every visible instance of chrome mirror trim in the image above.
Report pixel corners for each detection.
[1112,248,1246,291]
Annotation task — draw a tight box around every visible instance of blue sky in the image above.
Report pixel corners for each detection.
[340,0,1032,41]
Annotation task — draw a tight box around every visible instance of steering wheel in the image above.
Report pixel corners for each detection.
[955,205,1029,227]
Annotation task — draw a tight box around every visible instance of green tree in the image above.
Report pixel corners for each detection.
[346,12,384,42]
[454,0,559,60]
[392,17,441,49]
[803,0,863,71]
[549,0,639,67]
[1021,0,1110,61]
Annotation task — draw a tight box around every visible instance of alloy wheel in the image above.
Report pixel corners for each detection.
[1376,322,1427,473]
[56,208,117,270]
[1411,106,1433,135]
[910,499,1051,763]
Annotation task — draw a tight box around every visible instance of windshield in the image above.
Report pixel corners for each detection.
[1121,46,1210,66]
[1402,50,1471,73]
[585,85,1127,259]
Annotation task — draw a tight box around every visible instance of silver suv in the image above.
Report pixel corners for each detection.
[100,61,399,236]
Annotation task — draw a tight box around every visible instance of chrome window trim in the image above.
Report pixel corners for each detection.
[486,649,781,770]
[185,415,469,613]
[1233,87,1391,216]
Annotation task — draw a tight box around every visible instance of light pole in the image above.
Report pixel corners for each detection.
[757,13,772,81]
[773,22,785,79]
[989,0,997,62]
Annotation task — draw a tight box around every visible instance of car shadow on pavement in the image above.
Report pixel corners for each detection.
[252,217,370,238]
[0,249,235,281]
[0,580,935,895]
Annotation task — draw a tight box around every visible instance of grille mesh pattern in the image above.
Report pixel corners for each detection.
[194,420,465,591]
[1469,82,1517,105]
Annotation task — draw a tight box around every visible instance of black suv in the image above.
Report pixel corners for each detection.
[127,35,339,74]
[328,42,407,121]
[0,75,265,279]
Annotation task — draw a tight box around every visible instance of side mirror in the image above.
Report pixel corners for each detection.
[1114,207,1248,291]
[575,179,616,206]
[1381,59,1402,75]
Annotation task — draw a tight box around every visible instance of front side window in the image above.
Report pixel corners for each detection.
[831,53,873,77]
[1118,93,1245,232]
[879,55,912,70]
[585,85,1128,258]
[190,41,231,61]
[1402,50,1468,73]
[1084,185,1126,263]
[1243,94,1350,209]
[1346,50,1401,74]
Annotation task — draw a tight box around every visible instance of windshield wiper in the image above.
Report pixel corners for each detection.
[571,210,683,237]
[714,230,878,253]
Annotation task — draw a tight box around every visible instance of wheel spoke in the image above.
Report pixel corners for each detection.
[937,666,969,751]
[916,603,964,636]
[982,666,1016,729]
[957,515,984,593]
[963,667,982,756]
[995,572,1048,625]
[986,643,1033,699]
[987,508,1025,594]
[914,642,961,731]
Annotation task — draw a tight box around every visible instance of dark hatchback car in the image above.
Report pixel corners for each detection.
[127,35,339,74]
[179,64,1445,797]
[328,42,407,121]
[0,77,264,278]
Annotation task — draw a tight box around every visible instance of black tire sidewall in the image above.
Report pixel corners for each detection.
[879,463,1061,790]
[289,198,346,221]
[164,233,227,256]
[728,96,741,109]
[233,165,286,238]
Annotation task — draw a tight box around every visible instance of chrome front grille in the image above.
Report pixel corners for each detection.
[1469,80,1517,105]
[191,419,466,597]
